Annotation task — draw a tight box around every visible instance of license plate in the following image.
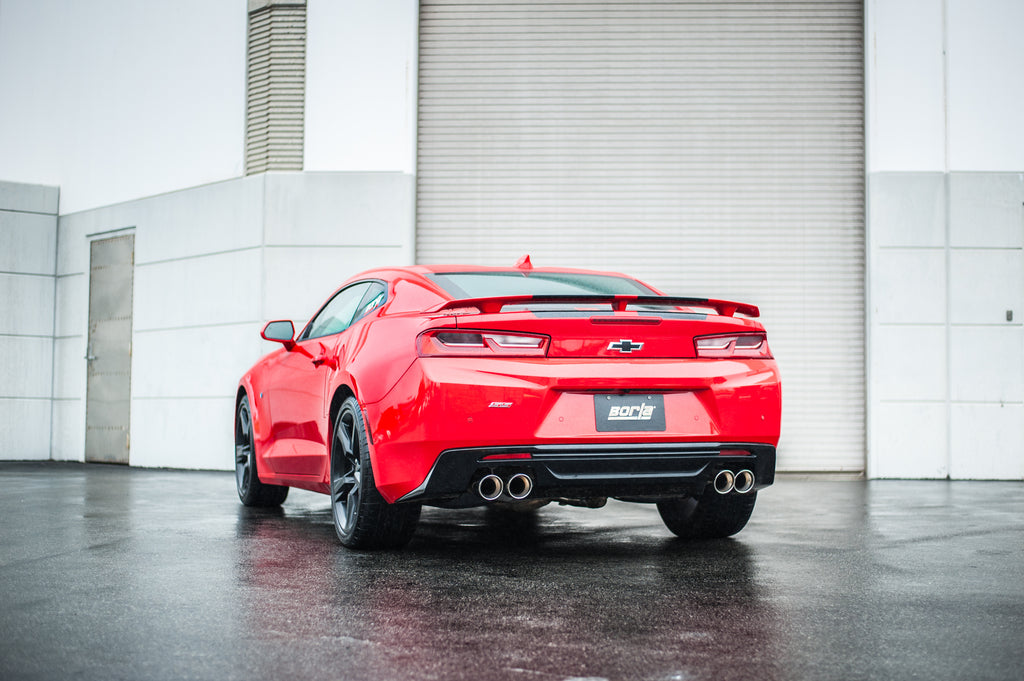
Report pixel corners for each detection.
[594,394,666,432]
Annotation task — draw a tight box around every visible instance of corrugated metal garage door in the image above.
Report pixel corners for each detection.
[416,0,865,472]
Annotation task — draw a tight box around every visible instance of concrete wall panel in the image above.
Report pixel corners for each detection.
[949,173,1024,248]
[949,326,1023,404]
[133,249,262,332]
[871,250,946,324]
[0,181,58,461]
[0,274,55,337]
[132,324,263,400]
[948,250,1024,325]
[0,180,59,214]
[867,173,946,247]
[57,177,264,268]
[871,325,947,402]
[0,336,53,399]
[0,399,52,460]
[52,337,86,401]
[132,177,264,264]
[950,404,1024,479]
[0,211,57,274]
[54,212,91,278]
[870,403,948,479]
[54,274,88,339]
[263,172,414,248]
[130,398,234,470]
[50,399,85,462]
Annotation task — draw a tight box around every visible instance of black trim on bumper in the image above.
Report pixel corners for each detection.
[398,442,776,507]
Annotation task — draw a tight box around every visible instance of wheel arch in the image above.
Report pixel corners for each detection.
[235,379,270,483]
[328,383,383,484]
[234,383,250,437]
[235,378,259,438]
[329,384,356,430]
[235,384,249,413]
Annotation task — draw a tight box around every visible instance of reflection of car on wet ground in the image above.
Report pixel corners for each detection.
[234,257,782,549]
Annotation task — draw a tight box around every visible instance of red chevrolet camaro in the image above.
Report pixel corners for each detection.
[235,259,781,549]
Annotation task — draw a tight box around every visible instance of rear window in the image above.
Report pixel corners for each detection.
[428,271,655,298]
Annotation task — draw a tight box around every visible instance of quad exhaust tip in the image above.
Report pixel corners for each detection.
[478,474,503,501]
[714,469,756,495]
[713,469,735,494]
[734,469,755,494]
[506,473,533,500]
[476,473,534,501]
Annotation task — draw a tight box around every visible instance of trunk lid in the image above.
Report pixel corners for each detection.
[429,296,765,359]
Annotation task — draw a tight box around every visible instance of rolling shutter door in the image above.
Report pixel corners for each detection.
[417,0,865,472]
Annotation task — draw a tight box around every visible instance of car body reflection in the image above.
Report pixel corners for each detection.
[234,500,783,680]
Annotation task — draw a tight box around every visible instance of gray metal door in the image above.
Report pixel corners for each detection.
[85,235,134,464]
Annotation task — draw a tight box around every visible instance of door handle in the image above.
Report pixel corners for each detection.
[312,342,338,369]
[312,355,337,370]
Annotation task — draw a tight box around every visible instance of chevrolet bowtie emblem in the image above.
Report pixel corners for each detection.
[608,339,644,353]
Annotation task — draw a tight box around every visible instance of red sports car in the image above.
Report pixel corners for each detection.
[235,259,781,549]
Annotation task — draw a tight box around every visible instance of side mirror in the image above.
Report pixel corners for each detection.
[261,320,295,349]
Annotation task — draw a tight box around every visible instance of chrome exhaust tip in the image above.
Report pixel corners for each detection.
[506,473,533,500]
[734,469,755,494]
[713,469,735,495]
[478,474,503,501]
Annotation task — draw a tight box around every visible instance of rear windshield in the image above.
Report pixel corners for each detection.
[428,271,656,298]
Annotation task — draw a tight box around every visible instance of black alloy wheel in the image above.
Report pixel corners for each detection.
[330,396,420,549]
[235,395,288,507]
[330,404,363,535]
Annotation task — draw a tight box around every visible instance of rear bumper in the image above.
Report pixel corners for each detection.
[365,356,781,502]
[398,442,775,507]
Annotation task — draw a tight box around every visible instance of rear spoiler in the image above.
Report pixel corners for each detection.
[430,295,759,318]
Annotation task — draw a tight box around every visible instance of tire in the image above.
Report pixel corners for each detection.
[235,394,289,507]
[657,489,757,540]
[330,396,420,549]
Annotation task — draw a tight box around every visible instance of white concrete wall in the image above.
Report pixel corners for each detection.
[867,0,1024,479]
[0,0,245,214]
[304,0,419,174]
[51,172,413,470]
[1,1,420,467]
[0,181,59,459]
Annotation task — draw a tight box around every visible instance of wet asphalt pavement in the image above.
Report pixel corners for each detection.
[0,463,1022,681]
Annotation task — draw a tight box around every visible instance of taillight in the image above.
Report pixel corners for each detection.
[417,330,550,357]
[481,453,533,461]
[695,333,772,359]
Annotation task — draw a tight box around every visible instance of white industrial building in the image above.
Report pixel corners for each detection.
[0,0,1020,479]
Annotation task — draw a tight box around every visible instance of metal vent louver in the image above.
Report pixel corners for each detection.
[246,0,306,174]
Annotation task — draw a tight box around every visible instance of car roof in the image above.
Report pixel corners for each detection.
[340,261,655,302]
[358,262,640,281]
